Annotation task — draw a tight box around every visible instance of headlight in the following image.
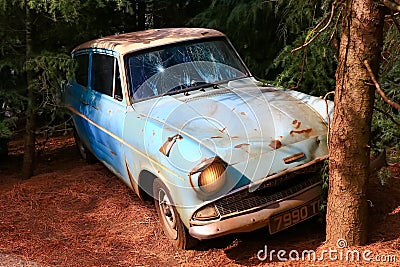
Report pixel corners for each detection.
[198,160,226,193]
[189,157,227,194]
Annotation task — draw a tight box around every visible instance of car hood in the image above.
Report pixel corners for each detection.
[135,78,328,179]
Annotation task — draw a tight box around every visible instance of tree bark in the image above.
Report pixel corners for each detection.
[22,6,36,180]
[326,0,385,246]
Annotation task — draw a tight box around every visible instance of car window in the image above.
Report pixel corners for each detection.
[91,54,114,97]
[74,54,89,87]
[125,37,248,101]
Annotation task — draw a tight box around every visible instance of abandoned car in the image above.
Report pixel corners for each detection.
[63,28,333,249]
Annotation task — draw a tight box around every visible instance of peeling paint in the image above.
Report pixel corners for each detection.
[269,140,282,150]
[159,134,183,157]
[283,152,306,164]
[290,128,312,136]
[234,143,250,149]
[292,120,302,129]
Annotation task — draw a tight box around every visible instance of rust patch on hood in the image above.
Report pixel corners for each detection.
[292,120,302,129]
[234,143,250,149]
[290,128,312,136]
[269,140,282,149]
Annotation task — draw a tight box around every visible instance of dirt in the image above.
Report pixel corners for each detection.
[0,135,399,267]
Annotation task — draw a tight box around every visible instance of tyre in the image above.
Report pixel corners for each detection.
[73,129,97,164]
[153,178,198,249]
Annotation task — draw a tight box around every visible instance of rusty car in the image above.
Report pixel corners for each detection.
[63,28,334,249]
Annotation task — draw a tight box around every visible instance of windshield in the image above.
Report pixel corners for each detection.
[125,37,249,101]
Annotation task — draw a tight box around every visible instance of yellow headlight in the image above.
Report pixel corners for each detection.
[198,160,227,193]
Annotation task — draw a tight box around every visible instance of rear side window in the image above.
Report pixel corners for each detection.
[91,54,114,96]
[74,54,89,87]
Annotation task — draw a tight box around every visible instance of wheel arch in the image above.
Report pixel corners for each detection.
[137,169,159,202]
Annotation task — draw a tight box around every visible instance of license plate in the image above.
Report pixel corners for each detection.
[269,198,321,234]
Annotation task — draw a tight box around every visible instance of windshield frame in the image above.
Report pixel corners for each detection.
[124,36,251,103]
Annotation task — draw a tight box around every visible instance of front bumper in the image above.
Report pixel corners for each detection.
[189,181,322,240]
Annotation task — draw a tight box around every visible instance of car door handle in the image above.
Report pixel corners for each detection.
[80,100,89,105]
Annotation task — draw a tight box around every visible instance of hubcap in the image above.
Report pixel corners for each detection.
[158,188,178,239]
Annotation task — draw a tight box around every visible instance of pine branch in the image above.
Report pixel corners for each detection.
[291,2,336,53]
[373,107,400,127]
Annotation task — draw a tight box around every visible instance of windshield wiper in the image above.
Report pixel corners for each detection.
[161,81,218,97]
[160,76,248,97]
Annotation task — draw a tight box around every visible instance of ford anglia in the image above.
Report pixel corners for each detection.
[63,28,333,249]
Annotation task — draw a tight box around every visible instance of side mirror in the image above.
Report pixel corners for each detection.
[60,80,69,94]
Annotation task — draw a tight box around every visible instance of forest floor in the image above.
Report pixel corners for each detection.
[0,135,399,267]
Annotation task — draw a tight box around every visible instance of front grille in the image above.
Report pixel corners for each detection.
[214,163,323,218]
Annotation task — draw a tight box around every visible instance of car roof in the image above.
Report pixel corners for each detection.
[72,28,225,55]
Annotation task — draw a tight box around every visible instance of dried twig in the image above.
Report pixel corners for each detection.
[323,91,335,135]
[291,2,336,53]
[288,48,307,90]
[363,59,400,111]
[329,8,342,44]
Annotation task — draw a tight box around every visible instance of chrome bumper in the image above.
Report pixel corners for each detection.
[189,183,321,240]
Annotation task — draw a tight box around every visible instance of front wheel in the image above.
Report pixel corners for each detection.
[153,178,198,249]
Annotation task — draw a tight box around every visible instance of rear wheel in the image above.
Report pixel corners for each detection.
[153,178,198,249]
[74,129,97,164]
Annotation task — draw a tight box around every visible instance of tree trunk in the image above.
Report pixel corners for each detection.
[326,0,385,246]
[22,6,36,180]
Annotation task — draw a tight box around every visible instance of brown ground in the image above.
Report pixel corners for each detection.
[0,135,399,267]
